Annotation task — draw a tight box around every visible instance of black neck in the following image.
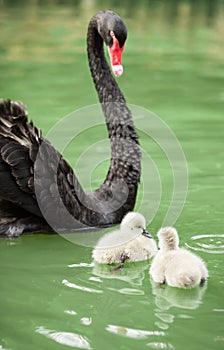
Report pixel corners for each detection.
[87,14,141,186]
[65,12,142,226]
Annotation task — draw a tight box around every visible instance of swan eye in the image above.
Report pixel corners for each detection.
[110,30,115,38]
[107,31,113,46]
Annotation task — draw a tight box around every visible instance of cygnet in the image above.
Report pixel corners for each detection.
[93,212,157,270]
[150,227,208,288]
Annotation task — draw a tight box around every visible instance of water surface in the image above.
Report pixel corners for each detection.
[0,1,224,349]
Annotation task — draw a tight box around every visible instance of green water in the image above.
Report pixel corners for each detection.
[0,1,224,349]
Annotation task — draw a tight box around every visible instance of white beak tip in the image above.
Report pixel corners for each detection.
[112,65,123,77]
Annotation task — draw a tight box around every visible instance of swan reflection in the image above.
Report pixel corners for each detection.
[92,260,149,287]
[151,280,207,311]
[151,279,207,338]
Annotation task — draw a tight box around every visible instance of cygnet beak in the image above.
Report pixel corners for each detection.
[142,228,152,239]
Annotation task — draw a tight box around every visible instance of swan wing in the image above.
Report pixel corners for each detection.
[0,100,83,225]
[0,100,43,216]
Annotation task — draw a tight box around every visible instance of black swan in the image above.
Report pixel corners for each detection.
[0,10,141,237]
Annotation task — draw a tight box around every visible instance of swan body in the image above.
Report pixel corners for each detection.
[0,11,141,236]
[150,227,208,288]
[92,212,157,265]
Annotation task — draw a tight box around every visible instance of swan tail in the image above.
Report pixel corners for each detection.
[0,99,42,147]
[0,99,42,193]
[0,99,44,217]
[0,100,83,227]
[176,272,202,288]
[0,100,86,229]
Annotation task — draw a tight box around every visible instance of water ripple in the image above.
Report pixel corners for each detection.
[68,262,94,268]
[62,279,102,294]
[155,313,174,324]
[147,342,174,349]
[108,287,144,296]
[213,309,224,312]
[64,309,77,316]
[89,276,102,283]
[154,322,169,330]
[36,326,91,349]
[106,324,165,339]
[81,317,92,326]
[185,234,224,254]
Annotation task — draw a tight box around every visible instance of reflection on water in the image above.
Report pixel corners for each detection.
[65,258,208,349]
[151,279,207,339]
[147,343,174,349]
[92,260,149,286]
[81,317,92,326]
[64,309,77,316]
[107,287,145,296]
[151,281,206,311]
[106,324,165,339]
[62,278,103,294]
[36,326,91,349]
[66,260,149,297]
[68,262,95,268]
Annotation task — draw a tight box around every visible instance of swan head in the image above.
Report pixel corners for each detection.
[157,227,179,251]
[120,212,152,239]
[96,10,127,77]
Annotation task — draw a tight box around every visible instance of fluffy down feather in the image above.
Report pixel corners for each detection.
[150,227,208,288]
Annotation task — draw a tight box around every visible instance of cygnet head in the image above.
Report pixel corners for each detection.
[120,212,152,238]
[157,227,179,251]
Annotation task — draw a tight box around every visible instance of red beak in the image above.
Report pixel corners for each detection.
[108,31,125,77]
